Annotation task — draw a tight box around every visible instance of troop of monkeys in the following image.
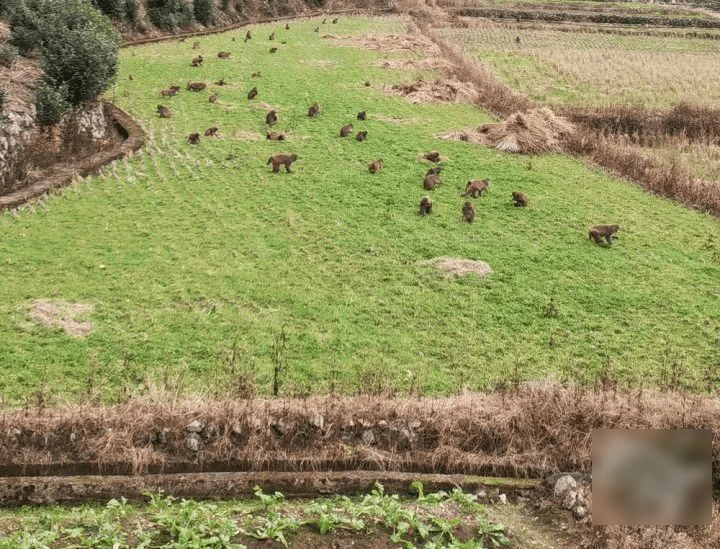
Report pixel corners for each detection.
[156,20,619,246]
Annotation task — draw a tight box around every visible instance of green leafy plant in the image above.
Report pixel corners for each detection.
[193,0,214,26]
[36,79,70,124]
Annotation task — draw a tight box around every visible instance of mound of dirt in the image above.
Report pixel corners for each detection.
[327,33,440,56]
[390,77,478,105]
[375,57,453,71]
[28,299,94,338]
[432,257,493,277]
[439,108,575,154]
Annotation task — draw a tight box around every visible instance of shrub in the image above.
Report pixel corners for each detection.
[36,80,70,124]
[193,0,213,25]
[0,45,19,68]
[220,0,229,11]
[0,87,5,112]
[124,0,138,22]
[148,0,193,30]
[9,0,43,55]
[92,0,123,19]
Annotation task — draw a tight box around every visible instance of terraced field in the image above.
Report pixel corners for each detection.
[1,15,719,406]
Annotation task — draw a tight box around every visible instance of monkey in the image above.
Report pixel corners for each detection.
[314,27,320,32]
[209,94,219,103]
[269,32,275,40]
[322,18,326,24]
[340,124,353,137]
[160,87,178,97]
[232,37,235,42]
[423,173,442,190]
[246,30,252,40]
[356,131,367,142]
[191,55,203,67]
[267,153,298,173]
[424,151,441,162]
[204,127,219,137]
[187,81,206,91]
[170,85,181,91]
[269,47,278,53]
[357,111,366,120]
[267,131,286,141]
[589,224,619,246]
[332,18,338,24]
[462,202,475,223]
[369,159,384,173]
[218,51,231,59]
[419,196,433,215]
[285,23,290,30]
[248,86,258,100]
[192,41,200,49]
[515,36,521,44]
[364,81,371,87]
[308,103,320,117]
[215,78,227,86]
[463,179,490,198]
[426,166,442,176]
[512,191,528,207]
[180,38,186,43]
[128,75,133,81]
[188,132,201,145]
[157,105,173,118]
[251,71,262,78]
[266,110,278,126]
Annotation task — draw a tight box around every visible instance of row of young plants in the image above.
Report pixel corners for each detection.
[0,483,511,548]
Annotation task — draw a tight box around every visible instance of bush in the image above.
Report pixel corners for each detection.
[0,0,23,16]
[0,87,5,112]
[92,0,123,18]
[9,0,43,55]
[36,80,70,124]
[193,0,214,26]
[148,0,193,30]
[220,0,229,11]
[0,45,20,67]
[124,0,138,22]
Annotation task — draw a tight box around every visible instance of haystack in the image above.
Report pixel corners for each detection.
[482,107,575,154]
[390,77,478,105]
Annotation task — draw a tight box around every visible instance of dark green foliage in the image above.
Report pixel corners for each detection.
[124,0,138,22]
[92,0,123,19]
[220,0,229,11]
[193,0,213,26]
[9,0,43,55]
[0,87,5,112]
[148,0,193,30]
[0,45,19,67]
[36,80,70,124]
[0,0,23,16]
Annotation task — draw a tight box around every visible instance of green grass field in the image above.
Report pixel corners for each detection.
[1,16,719,406]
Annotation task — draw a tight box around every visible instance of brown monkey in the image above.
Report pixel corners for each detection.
[269,32,275,40]
[515,36,521,44]
[266,110,278,126]
[248,86,258,99]
[462,202,475,223]
[357,111,366,120]
[512,191,528,207]
[423,173,442,190]
[424,151,441,162]
[269,47,278,53]
[308,103,320,117]
[191,55,203,67]
[204,127,219,137]
[267,153,298,173]
[463,179,490,197]
[157,105,173,118]
[180,38,186,43]
[218,51,231,59]
[589,225,619,246]
[246,30,252,40]
[192,41,200,49]
[251,71,262,78]
[332,18,338,24]
[364,81,371,87]
[187,81,206,91]
[419,196,433,215]
[160,87,178,97]
[322,18,326,24]
[209,94,219,103]
[356,131,367,142]
[128,75,134,81]
[285,23,290,30]
[369,159,384,173]
[188,132,201,145]
[340,124,353,137]
[267,131,286,141]
[170,85,181,92]
[215,78,227,86]
[314,26,320,32]
[426,166,442,176]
